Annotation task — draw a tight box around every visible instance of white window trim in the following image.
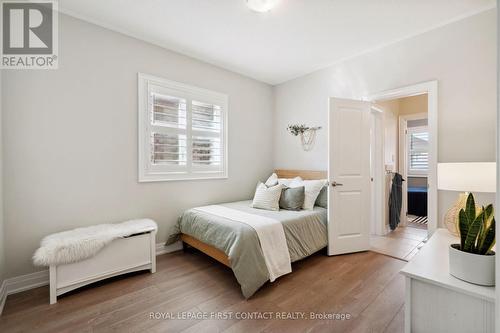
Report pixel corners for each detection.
[138,73,228,182]
[407,125,429,177]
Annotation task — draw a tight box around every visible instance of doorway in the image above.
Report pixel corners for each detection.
[367,81,437,261]
[401,112,429,230]
[326,81,437,258]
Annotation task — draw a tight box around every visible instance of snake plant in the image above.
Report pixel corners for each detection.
[458,193,496,255]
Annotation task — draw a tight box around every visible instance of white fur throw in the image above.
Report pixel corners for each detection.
[33,219,157,266]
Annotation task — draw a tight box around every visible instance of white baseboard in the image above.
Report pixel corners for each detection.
[156,240,182,255]
[5,270,49,296]
[0,241,182,315]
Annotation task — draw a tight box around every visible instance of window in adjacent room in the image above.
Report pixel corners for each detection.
[138,73,228,181]
[407,125,429,176]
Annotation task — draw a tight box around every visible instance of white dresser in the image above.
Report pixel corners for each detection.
[401,229,495,333]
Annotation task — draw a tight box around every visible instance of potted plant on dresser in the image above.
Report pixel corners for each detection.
[449,193,496,286]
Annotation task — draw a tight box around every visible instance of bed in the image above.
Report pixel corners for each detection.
[408,186,428,216]
[166,169,328,298]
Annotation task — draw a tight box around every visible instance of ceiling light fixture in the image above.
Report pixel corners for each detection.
[246,0,278,13]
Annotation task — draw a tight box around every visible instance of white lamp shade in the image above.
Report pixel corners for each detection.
[437,162,496,193]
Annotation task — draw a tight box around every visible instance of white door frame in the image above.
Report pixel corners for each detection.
[370,108,386,235]
[367,81,438,235]
[399,112,428,229]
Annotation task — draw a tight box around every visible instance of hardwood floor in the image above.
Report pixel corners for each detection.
[0,250,406,333]
[370,225,428,261]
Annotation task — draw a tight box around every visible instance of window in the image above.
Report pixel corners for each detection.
[407,126,428,176]
[138,74,228,181]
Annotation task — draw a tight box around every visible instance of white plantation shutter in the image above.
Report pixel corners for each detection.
[192,136,221,166]
[152,94,187,129]
[150,94,187,166]
[407,126,429,175]
[138,74,228,181]
[191,101,223,169]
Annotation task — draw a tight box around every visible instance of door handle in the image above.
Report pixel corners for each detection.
[331,181,343,187]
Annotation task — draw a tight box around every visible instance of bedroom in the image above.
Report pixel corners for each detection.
[0,1,498,332]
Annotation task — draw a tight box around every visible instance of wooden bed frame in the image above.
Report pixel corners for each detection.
[180,169,328,267]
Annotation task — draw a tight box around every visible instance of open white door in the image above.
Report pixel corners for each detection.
[328,98,371,255]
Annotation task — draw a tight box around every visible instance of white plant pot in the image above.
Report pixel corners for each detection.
[449,244,495,286]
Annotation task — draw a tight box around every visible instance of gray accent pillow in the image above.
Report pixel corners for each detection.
[279,186,305,211]
[315,186,328,208]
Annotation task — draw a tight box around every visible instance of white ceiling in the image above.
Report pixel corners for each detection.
[59,0,495,85]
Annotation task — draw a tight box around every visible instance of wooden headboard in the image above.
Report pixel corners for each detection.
[275,169,327,180]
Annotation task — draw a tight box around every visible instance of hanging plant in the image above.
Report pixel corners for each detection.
[287,124,311,136]
[287,124,322,151]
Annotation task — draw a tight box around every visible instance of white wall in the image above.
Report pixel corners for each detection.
[378,100,399,231]
[2,14,274,277]
[274,9,497,226]
[378,99,400,171]
[0,69,4,284]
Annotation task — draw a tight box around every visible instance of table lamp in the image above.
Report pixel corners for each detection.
[437,162,496,235]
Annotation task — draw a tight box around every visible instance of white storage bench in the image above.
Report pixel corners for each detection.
[41,224,157,304]
[49,230,156,304]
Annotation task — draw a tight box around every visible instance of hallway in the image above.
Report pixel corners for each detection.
[370,222,428,261]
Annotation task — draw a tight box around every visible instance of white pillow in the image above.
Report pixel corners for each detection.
[252,183,283,211]
[265,173,279,187]
[278,176,302,187]
[292,179,328,210]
